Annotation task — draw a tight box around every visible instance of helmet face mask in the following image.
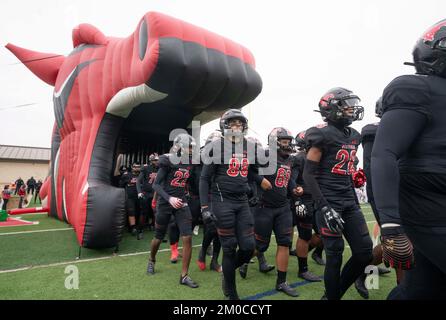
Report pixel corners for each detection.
[172,134,196,157]
[220,109,248,139]
[149,153,159,166]
[268,127,294,155]
[375,96,383,118]
[295,131,306,151]
[205,130,223,146]
[318,88,363,125]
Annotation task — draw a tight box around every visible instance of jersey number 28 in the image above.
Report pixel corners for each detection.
[331,149,356,175]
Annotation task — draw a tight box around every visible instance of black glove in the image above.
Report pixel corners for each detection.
[381,226,414,270]
[294,200,308,218]
[201,208,217,225]
[248,196,259,207]
[320,205,344,234]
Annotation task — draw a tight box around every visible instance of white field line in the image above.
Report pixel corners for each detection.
[0,244,203,274]
[0,228,74,236]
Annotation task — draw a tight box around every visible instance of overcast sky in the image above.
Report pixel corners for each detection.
[1,0,445,165]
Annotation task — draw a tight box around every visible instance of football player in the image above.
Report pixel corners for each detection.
[137,153,159,234]
[354,97,394,299]
[372,19,446,299]
[120,163,143,237]
[303,88,373,300]
[146,134,199,289]
[199,109,272,300]
[292,130,324,282]
[197,131,223,273]
[244,127,302,297]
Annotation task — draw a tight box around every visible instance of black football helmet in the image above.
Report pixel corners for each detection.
[406,19,446,77]
[205,130,223,145]
[317,87,364,125]
[149,153,159,162]
[172,133,196,156]
[375,96,383,118]
[219,109,248,136]
[295,130,307,151]
[268,127,294,154]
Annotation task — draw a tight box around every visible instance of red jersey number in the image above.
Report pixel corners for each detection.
[331,149,357,175]
[227,158,249,177]
[170,170,190,187]
[275,168,291,188]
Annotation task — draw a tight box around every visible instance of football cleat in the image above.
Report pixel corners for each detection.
[239,263,248,279]
[276,282,299,297]
[180,275,199,288]
[298,271,322,282]
[146,260,155,275]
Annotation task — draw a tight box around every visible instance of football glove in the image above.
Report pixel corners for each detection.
[381,226,414,270]
[321,205,344,234]
[295,200,308,218]
[201,208,217,225]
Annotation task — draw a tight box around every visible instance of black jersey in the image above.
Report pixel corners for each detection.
[119,172,139,199]
[361,122,379,201]
[137,164,157,197]
[200,137,263,206]
[258,151,298,208]
[153,154,193,205]
[383,74,446,174]
[304,123,361,203]
[373,74,446,226]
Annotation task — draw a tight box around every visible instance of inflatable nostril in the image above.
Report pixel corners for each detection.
[139,19,149,61]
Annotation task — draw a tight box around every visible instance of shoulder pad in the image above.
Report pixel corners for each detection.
[383,74,430,116]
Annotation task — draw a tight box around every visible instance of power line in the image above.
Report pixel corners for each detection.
[0,103,38,111]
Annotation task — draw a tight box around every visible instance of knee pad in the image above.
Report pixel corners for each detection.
[239,234,256,252]
[220,235,238,253]
[255,233,270,253]
[324,237,344,257]
[238,249,254,265]
[276,229,293,248]
[154,223,167,240]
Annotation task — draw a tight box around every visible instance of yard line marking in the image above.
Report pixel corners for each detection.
[0,244,203,274]
[0,228,74,236]
[243,280,316,300]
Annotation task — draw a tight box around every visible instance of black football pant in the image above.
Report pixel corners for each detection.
[139,194,154,227]
[212,199,255,297]
[295,197,318,242]
[254,204,293,252]
[201,221,222,261]
[154,204,192,240]
[316,203,373,300]
[387,225,446,300]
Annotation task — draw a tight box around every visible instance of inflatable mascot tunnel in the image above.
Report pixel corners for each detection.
[6,12,262,248]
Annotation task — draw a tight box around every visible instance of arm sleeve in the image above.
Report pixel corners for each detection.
[136,172,144,194]
[152,166,171,203]
[199,163,215,207]
[248,164,264,185]
[288,158,299,192]
[362,139,374,201]
[303,159,328,209]
[371,109,428,226]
